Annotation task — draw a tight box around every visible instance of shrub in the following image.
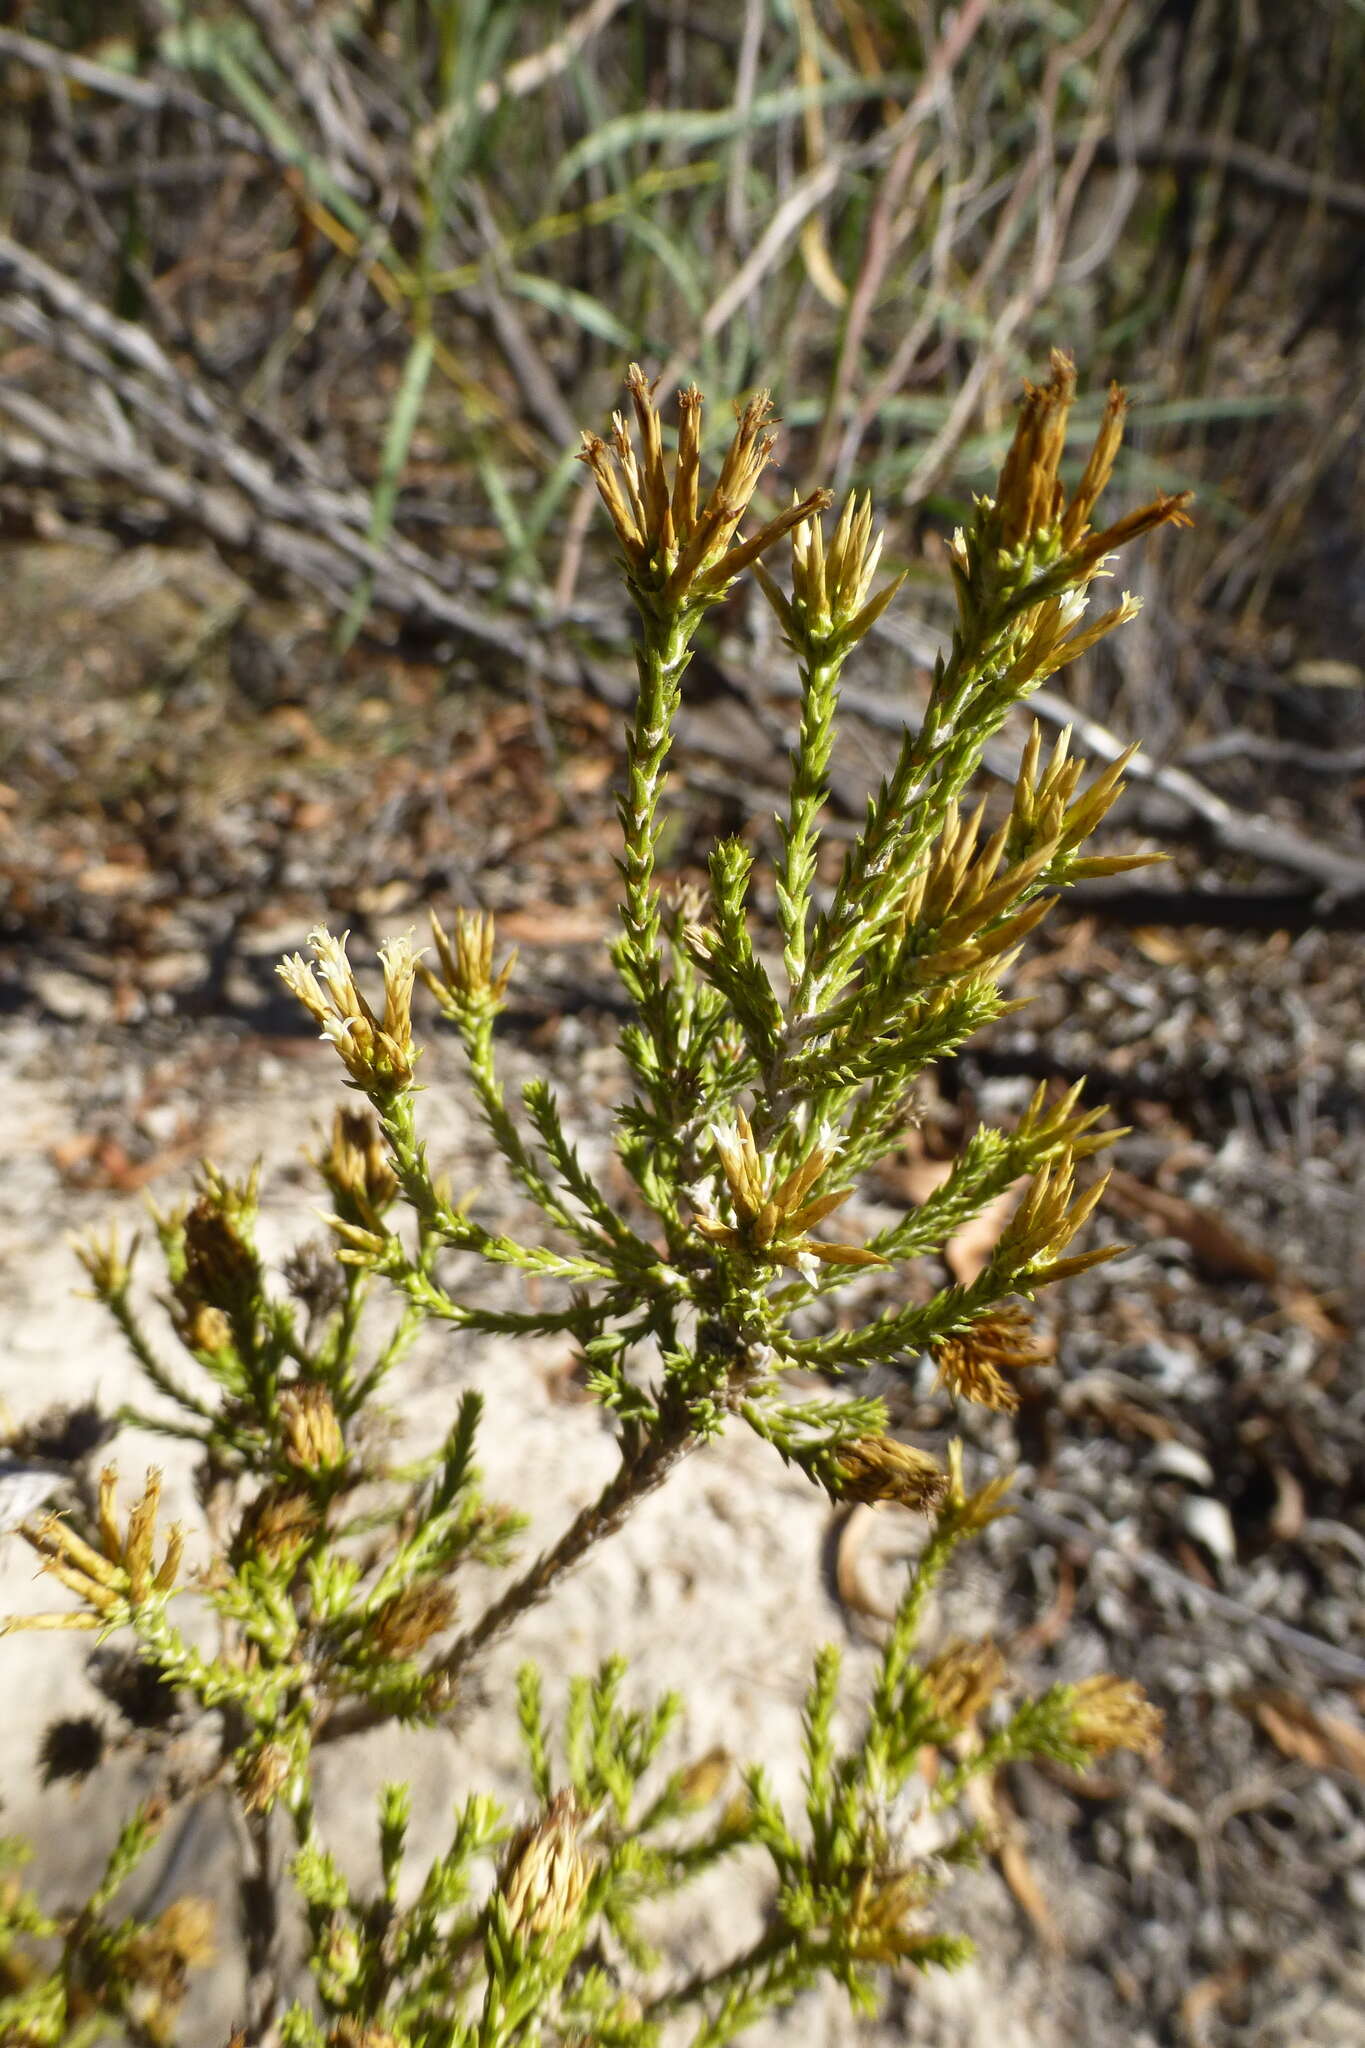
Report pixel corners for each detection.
[1,355,1186,2047]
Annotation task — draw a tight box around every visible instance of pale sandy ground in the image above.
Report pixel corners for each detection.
[1,1005,1139,2047]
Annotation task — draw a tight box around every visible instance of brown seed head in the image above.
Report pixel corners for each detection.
[237,1485,318,1568]
[694,1112,885,1279]
[422,906,516,1016]
[1067,1674,1163,1759]
[920,1639,1007,1727]
[317,1107,398,1218]
[833,1436,947,1513]
[238,1740,294,1815]
[932,1305,1051,1413]
[580,367,828,609]
[993,352,1192,569]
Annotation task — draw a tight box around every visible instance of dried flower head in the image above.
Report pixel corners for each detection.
[369,1581,458,1661]
[932,1305,1051,1413]
[580,364,829,611]
[126,1894,216,2005]
[238,1739,294,1816]
[236,1484,318,1569]
[499,1789,595,1945]
[279,1384,346,1476]
[833,1436,947,1513]
[993,1150,1119,1287]
[993,349,1192,563]
[278,928,421,1096]
[182,1195,260,1313]
[1007,722,1158,882]
[756,490,906,654]
[421,906,516,1017]
[693,1110,885,1280]
[316,1105,399,1218]
[1066,1674,1164,1759]
[843,1866,935,1964]
[920,1639,1007,1728]
[2,1466,184,1635]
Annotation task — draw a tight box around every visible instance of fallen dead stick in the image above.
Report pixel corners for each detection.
[2,223,1362,904]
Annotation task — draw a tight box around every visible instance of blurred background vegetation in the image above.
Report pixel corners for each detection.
[2,0,1362,766]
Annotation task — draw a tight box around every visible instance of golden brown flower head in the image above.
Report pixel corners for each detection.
[181,1196,260,1316]
[315,1106,398,1222]
[1067,1674,1164,1759]
[756,490,906,655]
[278,928,421,1097]
[1007,720,1158,882]
[833,1436,947,1513]
[499,1789,595,1945]
[279,1384,346,1476]
[992,1150,1120,1288]
[421,906,516,1018]
[920,1638,1007,1728]
[580,366,829,612]
[238,1739,294,1815]
[843,1867,934,1965]
[692,1110,885,1281]
[126,1895,216,2012]
[931,1305,1052,1414]
[369,1581,458,1662]
[993,351,1192,564]
[236,1485,318,1570]
[2,1466,184,1637]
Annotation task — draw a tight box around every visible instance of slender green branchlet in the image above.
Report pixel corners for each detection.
[3,355,1180,2048]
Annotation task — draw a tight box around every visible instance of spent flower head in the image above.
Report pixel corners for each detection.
[1066,1674,1164,1760]
[278,927,421,1097]
[756,490,906,657]
[693,1110,885,1280]
[498,1789,595,1946]
[832,1436,947,1513]
[931,1305,1051,1414]
[421,906,516,1019]
[579,364,829,613]
[2,1466,183,1634]
[992,349,1193,565]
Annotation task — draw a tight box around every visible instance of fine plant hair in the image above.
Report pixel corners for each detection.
[2,356,1186,2048]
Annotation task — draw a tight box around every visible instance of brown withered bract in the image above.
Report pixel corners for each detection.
[993,348,1192,561]
[369,1581,458,1662]
[279,1383,346,1475]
